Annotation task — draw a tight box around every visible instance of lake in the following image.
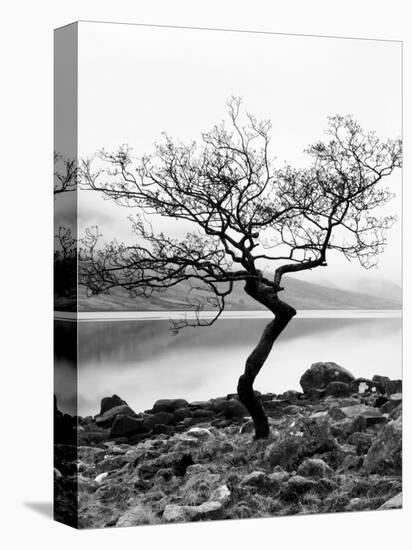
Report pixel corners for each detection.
[54,311,402,416]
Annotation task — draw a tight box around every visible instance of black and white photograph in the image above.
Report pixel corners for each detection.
[52,21,403,529]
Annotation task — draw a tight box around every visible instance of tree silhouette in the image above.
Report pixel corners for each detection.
[80,98,401,438]
[54,153,77,309]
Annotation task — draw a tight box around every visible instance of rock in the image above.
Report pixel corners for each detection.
[209,485,231,504]
[305,388,327,401]
[173,408,192,422]
[100,395,127,415]
[265,418,336,471]
[269,466,290,483]
[340,454,363,472]
[374,395,388,408]
[338,404,386,425]
[279,390,302,402]
[95,454,130,473]
[211,397,229,412]
[150,411,174,426]
[354,411,386,427]
[162,501,223,523]
[379,492,402,510]
[54,467,63,481]
[389,403,402,420]
[297,458,333,479]
[223,399,249,419]
[116,503,155,526]
[364,416,402,474]
[345,497,366,511]
[325,381,352,398]
[95,472,109,485]
[186,427,214,439]
[380,393,402,415]
[152,398,189,413]
[239,471,270,489]
[330,418,354,439]
[95,405,137,428]
[162,504,188,523]
[328,407,348,421]
[350,378,382,395]
[191,409,215,418]
[110,415,147,438]
[300,362,355,393]
[264,436,305,471]
[347,432,374,454]
[313,478,339,496]
[372,376,402,395]
[281,475,316,501]
[283,405,302,415]
[95,482,132,503]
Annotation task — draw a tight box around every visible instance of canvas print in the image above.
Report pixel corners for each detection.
[54,22,402,529]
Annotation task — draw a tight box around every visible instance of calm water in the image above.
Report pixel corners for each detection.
[54,312,402,416]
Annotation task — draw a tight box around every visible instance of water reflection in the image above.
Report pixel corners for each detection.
[55,317,401,416]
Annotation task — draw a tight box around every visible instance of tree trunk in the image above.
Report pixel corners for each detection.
[237,281,296,439]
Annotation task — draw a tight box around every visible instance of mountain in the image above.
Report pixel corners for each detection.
[76,276,401,312]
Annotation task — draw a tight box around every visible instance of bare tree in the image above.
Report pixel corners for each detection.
[54,152,77,195]
[80,98,401,438]
[54,153,77,308]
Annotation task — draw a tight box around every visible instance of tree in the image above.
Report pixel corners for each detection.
[80,98,402,438]
[54,153,77,308]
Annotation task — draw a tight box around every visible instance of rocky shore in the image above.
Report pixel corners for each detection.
[54,362,402,528]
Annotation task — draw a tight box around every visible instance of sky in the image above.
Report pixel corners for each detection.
[75,22,402,292]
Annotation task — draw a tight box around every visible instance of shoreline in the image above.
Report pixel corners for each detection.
[54,364,403,528]
[54,308,402,322]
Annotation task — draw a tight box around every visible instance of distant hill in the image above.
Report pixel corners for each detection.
[75,276,401,312]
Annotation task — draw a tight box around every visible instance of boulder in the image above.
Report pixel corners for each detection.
[173,407,192,422]
[95,404,136,428]
[100,395,127,415]
[269,466,290,483]
[152,398,189,413]
[300,362,355,393]
[264,436,305,471]
[379,492,402,510]
[325,381,352,398]
[364,416,402,474]
[337,404,386,425]
[389,404,402,421]
[372,376,402,395]
[279,390,302,402]
[265,419,336,471]
[350,378,382,395]
[110,415,148,438]
[223,399,249,419]
[297,458,333,479]
[209,485,231,505]
[239,471,270,489]
[151,411,174,426]
[380,393,402,415]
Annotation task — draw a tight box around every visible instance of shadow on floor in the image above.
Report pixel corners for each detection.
[24,502,53,519]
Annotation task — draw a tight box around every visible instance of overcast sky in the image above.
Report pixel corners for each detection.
[76,22,402,290]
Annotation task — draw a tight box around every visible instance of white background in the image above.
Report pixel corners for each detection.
[1,1,410,549]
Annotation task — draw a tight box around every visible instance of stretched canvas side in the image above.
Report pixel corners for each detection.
[54,22,79,528]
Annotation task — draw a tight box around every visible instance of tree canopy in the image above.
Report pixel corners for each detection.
[80,98,401,327]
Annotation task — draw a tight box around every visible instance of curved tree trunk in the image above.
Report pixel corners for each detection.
[237,281,296,439]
